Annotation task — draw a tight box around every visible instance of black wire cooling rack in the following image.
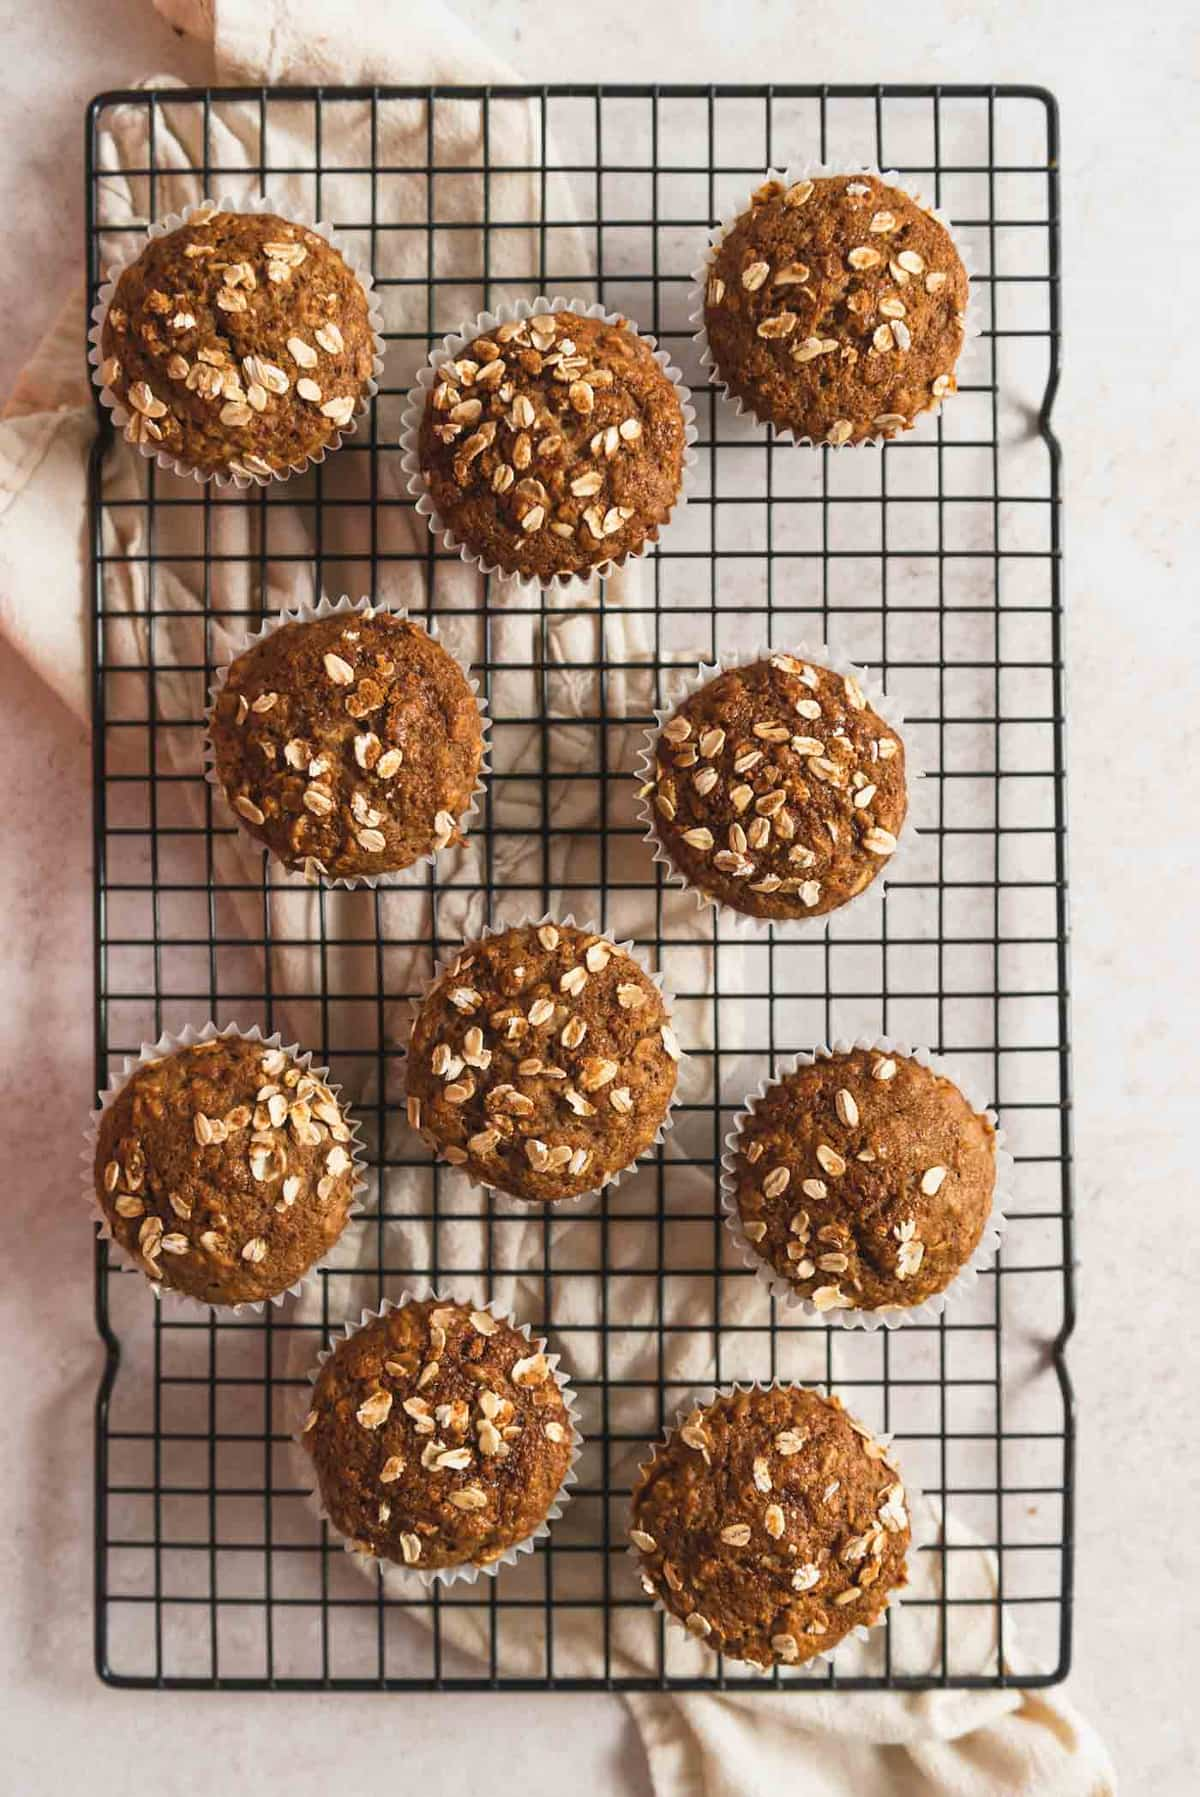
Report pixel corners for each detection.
[86,83,1072,1692]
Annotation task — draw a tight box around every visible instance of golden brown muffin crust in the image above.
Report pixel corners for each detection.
[98,206,375,478]
[703,174,968,444]
[94,1037,357,1305]
[630,1386,910,1667]
[648,653,906,920]
[733,1049,996,1312]
[302,1299,574,1571]
[210,611,484,881]
[416,310,687,579]
[406,921,680,1202]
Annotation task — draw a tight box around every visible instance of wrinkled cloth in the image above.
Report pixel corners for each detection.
[632,1680,1115,1797]
[0,1,1114,1792]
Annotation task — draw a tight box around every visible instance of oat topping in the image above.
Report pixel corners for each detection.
[406,922,679,1202]
[732,1049,997,1312]
[99,207,374,479]
[702,174,968,444]
[210,610,484,882]
[647,655,906,921]
[416,310,687,579]
[93,1036,357,1305]
[303,1299,574,1571]
[630,1386,910,1667]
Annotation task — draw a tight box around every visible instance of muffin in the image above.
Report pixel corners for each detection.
[629,1385,910,1667]
[406,920,680,1202]
[643,652,906,922]
[93,1032,359,1306]
[302,1297,576,1575]
[209,606,486,883]
[96,203,377,481]
[727,1048,997,1316]
[412,308,689,580]
[700,173,968,445]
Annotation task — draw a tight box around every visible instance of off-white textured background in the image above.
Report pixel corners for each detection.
[1,0,1196,1790]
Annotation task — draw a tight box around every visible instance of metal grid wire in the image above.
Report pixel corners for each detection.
[87,84,1072,1692]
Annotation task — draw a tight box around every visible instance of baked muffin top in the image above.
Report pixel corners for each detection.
[730,1048,997,1312]
[630,1385,910,1667]
[210,610,484,882]
[416,310,687,579]
[702,174,968,444]
[646,653,906,920]
[94,1035,358,1305]
[303,1298,574,1571]
[406,921,680,1202]
[98,206,375,478]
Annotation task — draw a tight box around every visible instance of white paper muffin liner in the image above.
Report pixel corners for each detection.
[689,163,980,449]
[720,1037,1011,1331]
[82,1020,369,1318]
[87,193,386,488]
[204,593,492,892]
[627,1380,927,1675]
[297,1289,583,1589]
[399,295,699,590]
[403,913,682,1212]
[635,640,922,941]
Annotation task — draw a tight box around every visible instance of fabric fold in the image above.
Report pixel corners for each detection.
[629,1685,1115,1797]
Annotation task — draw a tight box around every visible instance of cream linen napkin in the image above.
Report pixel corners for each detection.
[0,1,1113,1790]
